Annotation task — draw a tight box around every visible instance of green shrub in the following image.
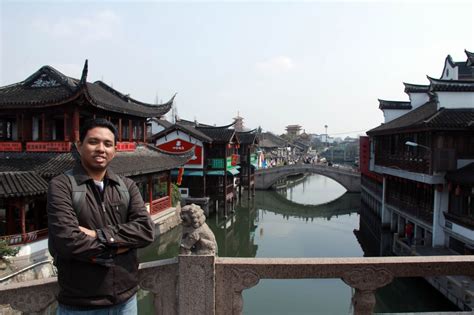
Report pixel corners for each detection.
[0,240,19,259]
[171,183,181,207]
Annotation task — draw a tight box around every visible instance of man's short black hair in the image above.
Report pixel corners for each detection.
[79,118,118,144]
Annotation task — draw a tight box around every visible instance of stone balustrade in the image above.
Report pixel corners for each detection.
[1,255,474,314]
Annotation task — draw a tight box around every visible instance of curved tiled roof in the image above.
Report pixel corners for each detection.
[85,82,174,117]
[378,99,412,110]
[423,108,474,129]
[196,126,236,143]
[0,62,174,117]
[466,50,474,67]
[368,102,474,135]
[151,123,213,143]
[110,144,193,176]
[0,145,193,180]
[367,101,438,135]
[403,82,430,94]
[0,171,49,198]
[0,151,76,178]
[236,131,258,145]
[428,76,474,92]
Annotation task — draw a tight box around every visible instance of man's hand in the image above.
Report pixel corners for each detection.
[79,226,97,238]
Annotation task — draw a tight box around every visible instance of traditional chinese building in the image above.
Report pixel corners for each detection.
[257,132,290,167]
[362,49,474,310]
[285,124,302,138]
[236,130,258,199]
[0,61,190,261]
[152,121,240,215]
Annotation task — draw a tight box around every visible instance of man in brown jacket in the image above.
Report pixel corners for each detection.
[48,118,154,314]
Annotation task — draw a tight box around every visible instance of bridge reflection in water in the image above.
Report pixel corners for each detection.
[207,179,459,314]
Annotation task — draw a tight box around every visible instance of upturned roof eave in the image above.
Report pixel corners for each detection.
[151,124,213,143]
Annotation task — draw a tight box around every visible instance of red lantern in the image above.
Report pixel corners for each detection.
[177,167,184,186]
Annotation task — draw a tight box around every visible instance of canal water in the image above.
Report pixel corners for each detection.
[138,174,457,314]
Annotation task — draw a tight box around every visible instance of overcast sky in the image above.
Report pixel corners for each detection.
[1,0,472,137]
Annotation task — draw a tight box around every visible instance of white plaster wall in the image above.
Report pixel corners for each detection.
[150,123,166,135]
[16,239,48,257]
[408,93,430,109]
[155,130,202,146]
[436,92,474,109]
[382,109,410,123]
[440,62,458,80]
[155,130,204,169]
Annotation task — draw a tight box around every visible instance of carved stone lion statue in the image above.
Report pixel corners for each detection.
[179,204,217,255]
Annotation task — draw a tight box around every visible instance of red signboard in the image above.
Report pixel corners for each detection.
[359,136,382,182]
[231,154,239,166]
[0,142,22,152]
[26,142,72,152]
[116,142,136,152]
[157,138,203,165]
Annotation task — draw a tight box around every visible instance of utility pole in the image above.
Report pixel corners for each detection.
[324,125,328,147]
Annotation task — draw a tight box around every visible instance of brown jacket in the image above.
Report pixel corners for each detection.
[47,164,154,308]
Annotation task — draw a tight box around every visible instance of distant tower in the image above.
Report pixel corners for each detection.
[285,124,302,138]
[233,111,244,132]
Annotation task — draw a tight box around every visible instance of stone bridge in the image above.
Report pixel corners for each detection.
[255,164,361,192]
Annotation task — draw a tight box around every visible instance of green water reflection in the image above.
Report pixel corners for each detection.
[138,174,457,314]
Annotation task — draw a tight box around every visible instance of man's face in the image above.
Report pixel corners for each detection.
[78,127,116,175]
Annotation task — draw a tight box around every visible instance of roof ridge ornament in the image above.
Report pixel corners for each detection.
[79,59,88,87]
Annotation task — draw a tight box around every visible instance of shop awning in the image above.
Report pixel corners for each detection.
[207,170,225,176]
[227,168,240,176]
[206,168,240,176]
[171,169,204,176]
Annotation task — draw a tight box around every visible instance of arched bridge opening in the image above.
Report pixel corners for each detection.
[254,165,361,193]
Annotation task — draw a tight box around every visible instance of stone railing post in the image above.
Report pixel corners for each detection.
[138,259,179,315]
[0,277,59,314]
[178,255,215,315]
[342,266,394,315]
[176,203,218,315]
[215,265,259,315]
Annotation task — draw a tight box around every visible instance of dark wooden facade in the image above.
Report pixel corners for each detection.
[0,61,187,246]
[236,131,258,199]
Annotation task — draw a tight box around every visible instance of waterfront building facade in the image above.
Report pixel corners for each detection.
[0,61,190,263]
[257,132,290,166]
[362,49,474,310]
[152,121,241,214]
[236,130,259,199]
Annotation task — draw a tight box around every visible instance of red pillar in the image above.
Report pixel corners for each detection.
[143,121,146,143]
[148,176,153,206]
